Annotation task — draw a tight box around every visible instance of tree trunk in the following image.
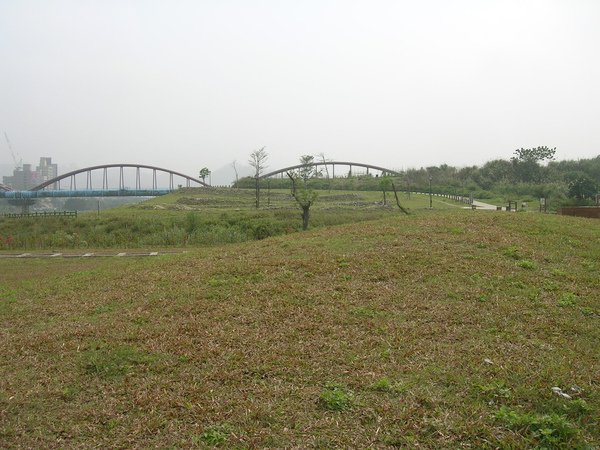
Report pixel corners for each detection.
[302,205,310,230]
[391,182,409,215]
[255,177,260,208]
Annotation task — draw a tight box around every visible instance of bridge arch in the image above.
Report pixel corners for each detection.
[31,163,208,191]
[259,161,402,179]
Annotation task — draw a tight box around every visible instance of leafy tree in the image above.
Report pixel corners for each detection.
[513,146,556,162]
[511,146,556,183]
[287,170,317,230]
[479,159,513,189]
[565,172,598,200]
[298,155,321,184]
[249,147,268,208]
[199,167,211,185]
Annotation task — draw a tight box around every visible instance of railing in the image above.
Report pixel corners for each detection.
[1,211,78,219]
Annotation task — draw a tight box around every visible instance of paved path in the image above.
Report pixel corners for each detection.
[0,251,187,259]
[470,200,499,210]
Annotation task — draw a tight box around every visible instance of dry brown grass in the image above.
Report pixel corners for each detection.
[1,210,598,448]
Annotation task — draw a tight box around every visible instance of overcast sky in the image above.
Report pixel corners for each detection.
[1,0,599,177]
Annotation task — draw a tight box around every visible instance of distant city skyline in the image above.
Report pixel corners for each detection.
[2,156,58,190]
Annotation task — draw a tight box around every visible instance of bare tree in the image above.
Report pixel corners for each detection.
[317,152,332,191]
[249,147,268,208]
[379,176,391,206]
[231,160,239,187]
[317,152,330,180]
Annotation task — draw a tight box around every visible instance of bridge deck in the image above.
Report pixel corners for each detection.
[0,189,172,198]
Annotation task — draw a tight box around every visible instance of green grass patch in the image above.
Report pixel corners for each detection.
[495,406,580,448]
[319,383,354,411]
[82,344,156,379]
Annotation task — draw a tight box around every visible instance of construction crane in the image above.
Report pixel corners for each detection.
[4,131,22,169]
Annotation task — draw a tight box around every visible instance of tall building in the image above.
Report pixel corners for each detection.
[36,157,58,189]
[2,157,58,190]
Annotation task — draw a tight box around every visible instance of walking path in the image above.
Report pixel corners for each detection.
[470,200,499,210]
[0,251,186,259]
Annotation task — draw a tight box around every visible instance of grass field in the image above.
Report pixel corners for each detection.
[1,209,598,448]
[0,188,466,250]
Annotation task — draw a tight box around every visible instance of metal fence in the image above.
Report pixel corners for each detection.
[1,211,78,219]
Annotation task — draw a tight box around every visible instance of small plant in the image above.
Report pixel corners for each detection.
[184,211,200,233]
[319,382,353,411]
[60,385,79,401]
[337,258,350,268]
[350,307,386,318]
[543,280,559,291]
[82,345,154,378]
[477,381,511,404]
[558,292,578,307]
[563,398,591,417]
[195,424,230,446]
[495,406,579,447]
[580,307,595,316]
[517,259,536,270]
[370,377,407,394]
[503,246,521,260]
[552,268,567,277]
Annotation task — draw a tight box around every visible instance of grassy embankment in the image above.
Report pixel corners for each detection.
[0,187,464,250]
[1,210,598,448]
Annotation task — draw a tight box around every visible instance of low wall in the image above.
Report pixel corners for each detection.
[559,207,600,219]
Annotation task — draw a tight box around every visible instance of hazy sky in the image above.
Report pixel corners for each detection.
[1,0,599,177]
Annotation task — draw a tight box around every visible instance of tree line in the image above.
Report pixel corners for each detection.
[235,146,600,206]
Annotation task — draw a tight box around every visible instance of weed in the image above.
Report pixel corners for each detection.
[380,347,392,361]
[60,385,79,401]
[194,424,231,446]
[558,293,578,307]
[337,258,350,268]
[563,399,591,418]
[503,246,521,260]
[184,212,200,233]
[543,280,559,292]
[319,383,353,411]
[82,345,155,378]
[580,307,596,316]
[552,268,567,277]
[495,406,579,447]
[517,259,536,270]
[370,377,407,394]
[477,381,511,404]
